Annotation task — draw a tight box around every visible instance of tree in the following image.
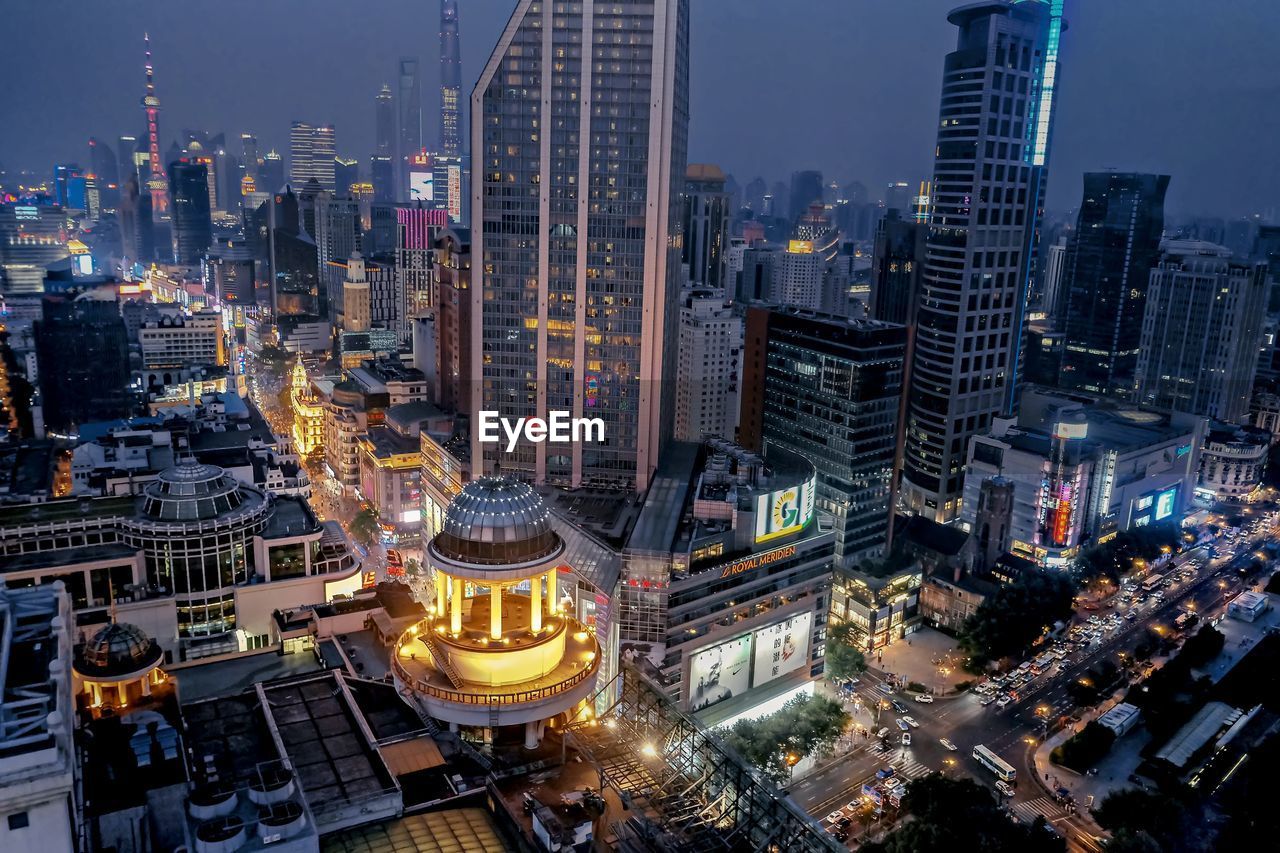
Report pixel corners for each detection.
[405,557,421,577]
[959,569,1076,668]
[1093,787,1205,853]
[349,507,381,547]
[1050,721,1115,772]
[825,621,868,682]
[720,694,849,783]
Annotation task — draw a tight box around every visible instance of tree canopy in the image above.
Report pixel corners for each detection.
[958,568,1076,668]
[825,621,868,682]
[720,694,848,783]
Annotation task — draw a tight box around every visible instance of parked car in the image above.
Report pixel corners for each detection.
[914,694,934,704]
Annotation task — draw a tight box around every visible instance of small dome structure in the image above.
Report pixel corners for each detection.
[141,462,248,521]
[76,622,163,679]
[433,478,559,565]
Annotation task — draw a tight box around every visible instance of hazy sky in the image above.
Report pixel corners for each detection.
[2,0,1277,217]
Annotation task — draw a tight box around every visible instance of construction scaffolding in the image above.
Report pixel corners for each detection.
[564,665,840,853]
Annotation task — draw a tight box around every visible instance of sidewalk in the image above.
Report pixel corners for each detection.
[874,627,970,695]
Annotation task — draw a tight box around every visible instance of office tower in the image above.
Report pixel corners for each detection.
[789,170,823,224]
[775,241,824,308]
[342,253,371,331]
[168,160,213,264]
[743,176,766,213]
[370,155,396,204]
[314,191,363,317]
[472,0,690,491]
[432,227,471,412]
[674,288,742,442]
[88,136,120,210]
[204,238,256,304]
[900,0,1065,523]
[258,188,319,315]
[118,173,141,261]
[739,306,906,565]
[241,133,259,173]
[681,164,729,291]
[289,122,336,192]
[375,83,395,157]
[34,297,135,432]
[0,203,69,293]
[140,33,168,216]
[398,57,422,194]
[1135,240,1267,423]
[439,0,461,155]
[883,181,911,216]
[397,203,447,325]
[870,210,926,326]
[1040,234,1067,315]
[117,134,139,186]
[334,156,359,196]
[259,149,284,192]
[1058,172,1170,398]
[53,164,80,208]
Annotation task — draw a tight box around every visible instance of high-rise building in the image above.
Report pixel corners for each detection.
[900,0,1065,523]
[681,164,729,291]
[1057,173,1170,399]
[34,297,136,433]
[259,148,284,192]
[117,134,139,186]
[674,287,742,442]
[314,191,362,317]
[1135,240,1267,423]
[789,170,823,225]
[431,227,471,413]
[396,203,448,326]
[883,181,912,216]
[471,0,690,491]
[342,253,372,332]
[140,33,168,216]
[397,57,422,195]
[775,241,824,309]
[439,0,462,156]
[168,159,213,264]
[739,306,906,565]
[1040,234,1068,316]
[870,210,926,326]
[375,83,395,157]
[288,121,336,192]
[88,136,120,210]
[333,156,359,197]
[370,155,396,204]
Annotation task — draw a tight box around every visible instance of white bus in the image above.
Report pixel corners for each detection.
[1141,573,1165,593]
[973,744,1017,783]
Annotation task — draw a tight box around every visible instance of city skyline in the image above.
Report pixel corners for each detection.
[0,0,1275,217]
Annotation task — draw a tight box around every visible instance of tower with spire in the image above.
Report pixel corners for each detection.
[141,33,168,216]
[439,0,461,155]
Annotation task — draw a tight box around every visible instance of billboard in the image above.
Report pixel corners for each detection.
[754,477,816,544]
[688,634,751,712]
[1155,486,1178,521]
[446,164,462,222]
[751,611,812,688]
[409,171,434,201]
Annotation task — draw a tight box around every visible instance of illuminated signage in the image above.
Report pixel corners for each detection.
[1136,495,1153,511]
[689,634,751,712]
[409,171,434,201]
[1155,487,1178,521]
[751,612,812,688]
[787,239,813,254]
[446,164,462,222]
[753,477,815,544]
[717,544,797,579]
[14,206,39,220]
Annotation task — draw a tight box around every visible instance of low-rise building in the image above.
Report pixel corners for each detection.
[1227,590,1270,622]
[1097,702,1142,737]
[137,308,226,372]
[961,387,1205,569]
[357,402,451,543]
[1197,422,1269,504]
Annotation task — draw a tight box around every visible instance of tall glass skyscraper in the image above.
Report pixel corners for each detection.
[900,0,1064,523]
[1058,172,1170,398]
[288,121,336,192]
[471,0,690,492]
[439,0,462,156]
[168,160,213,264]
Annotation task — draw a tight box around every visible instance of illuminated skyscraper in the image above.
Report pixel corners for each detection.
[168,160,213,264]
[375,83,395,157]
[288,121,336,192]
[140,33,168,216]
[439,0,461,156]
[900,0,1064,523]
[471,0,690,491]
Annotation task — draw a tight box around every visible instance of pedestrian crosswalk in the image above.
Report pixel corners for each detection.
[864,744,934,780]
[1012,796,1064,824]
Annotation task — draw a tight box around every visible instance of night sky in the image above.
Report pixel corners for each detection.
[1,0,1277,217]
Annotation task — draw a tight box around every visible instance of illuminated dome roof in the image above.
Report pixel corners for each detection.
[140,462,249,521]
[76,622,163,679]
[432,478,560,565]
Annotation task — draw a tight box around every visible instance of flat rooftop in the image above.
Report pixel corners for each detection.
[321,809,512,852]
[0,494,138,528]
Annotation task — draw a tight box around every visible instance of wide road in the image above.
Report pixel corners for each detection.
[794,519,1277,850]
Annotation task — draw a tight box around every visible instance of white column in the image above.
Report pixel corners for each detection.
[490,584,503,640]
[450,577,464,633]
[141,676,152,697]
[531,573,543,632]
[118,683,128,706]
[90,682,102,706]
[525,719,540,749]
[547,569,558,614]
[434,570,447,615]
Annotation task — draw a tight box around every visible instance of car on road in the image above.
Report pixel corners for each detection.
[876,767,896,780]
[996,780,1015,797]
[940,738,957,751]
[896,718,910,731]
[902,715,920,728]
[891,699,908,714]
[980,694,996,706]
[876,727,890,739]
[914,694,934,703]
[825,811,843,824]
[996,695,1012,708]
[901,732,912,746]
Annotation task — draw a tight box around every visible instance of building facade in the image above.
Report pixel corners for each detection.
[901,0,1064,522]
[471,0,690,492]
[288,121,336,193]
[681,164,730,291]
[674,288,742,443]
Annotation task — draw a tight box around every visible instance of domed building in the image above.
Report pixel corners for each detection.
[73,621,166,711]
[392,478,600,748]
